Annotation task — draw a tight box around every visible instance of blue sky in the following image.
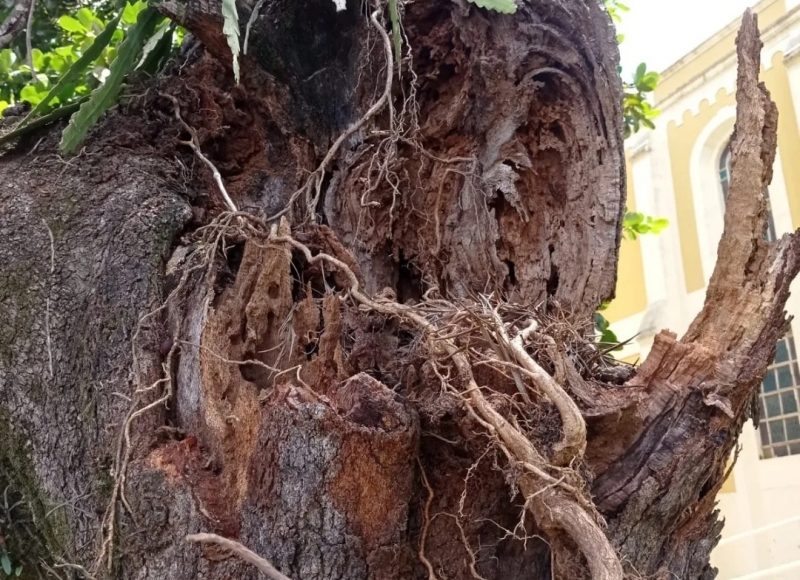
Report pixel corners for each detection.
[618,0,759,74]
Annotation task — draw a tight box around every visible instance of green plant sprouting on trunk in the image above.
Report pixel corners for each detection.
[465,0,518,13]
[0,0,180,151]
[59,4,161,152]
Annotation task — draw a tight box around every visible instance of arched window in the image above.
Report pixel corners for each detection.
[719,144,800,458]
[718,144,732,198]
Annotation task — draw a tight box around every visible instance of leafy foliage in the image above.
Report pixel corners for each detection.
[465,0,518,14]
[221,0,241,83]
[594,303,621,350]
[622,62,661,138]
[60,5,162,153]
[0,552,22,577]
[138,20,176,76]
[17,13,122,126]
[0,0,186,152]
[594,0,668,353]
[622,210,669,240]
[389,0,402,66]
[604,0,628,21]
[0,1,149,114]
[600,0,663,138]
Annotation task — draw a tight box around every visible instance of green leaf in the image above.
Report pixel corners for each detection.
[138,24,175,76]
[466,0,517,14]
[60,7,162,153]
[58,15,87,34]
[18,14,122,127]
[389,0,402,67]
[49,54,68,73]
[21,84,46,105]
[634,62,646,82]
[32,48,46,70]
[54,46,76,58]
[56,84,76,102]
[14,566,22,577]
[122,1,147,25]
[76,7,102,31]
[649,217,669,232]
[594,308,621,349]
[0,98,86,147]
[599,327,621,348]
[0,49,16,73]
[1,554,11,576]
[138,19,171,68]
[625,211,643,225]
[221,0,241,83]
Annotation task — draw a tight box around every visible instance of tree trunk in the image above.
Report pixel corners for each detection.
[0,2,796,580]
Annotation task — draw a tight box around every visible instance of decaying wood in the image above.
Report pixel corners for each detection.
[158,0,627,319]
[186,534,292,580]
[592,10,800,579]
[0,3,797,580]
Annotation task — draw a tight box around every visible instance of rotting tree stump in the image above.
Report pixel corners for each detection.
[0,2,797,580]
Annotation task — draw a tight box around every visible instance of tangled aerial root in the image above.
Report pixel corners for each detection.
[95,206,624,578]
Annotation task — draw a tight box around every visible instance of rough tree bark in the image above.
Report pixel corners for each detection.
[0,1,797,580]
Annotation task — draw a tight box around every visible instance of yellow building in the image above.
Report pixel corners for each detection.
[610,1,800,578]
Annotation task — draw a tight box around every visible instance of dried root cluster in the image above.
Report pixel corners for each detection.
[100,206,634,579]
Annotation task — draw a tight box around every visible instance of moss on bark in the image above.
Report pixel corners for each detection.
[0,408,69,580]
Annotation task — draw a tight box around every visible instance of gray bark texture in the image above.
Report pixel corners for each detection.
[0,2,796,580]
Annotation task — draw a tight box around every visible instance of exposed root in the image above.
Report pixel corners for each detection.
[186,533,292,580]
[161,92,238,213]
[477,303,586,464]
[417,459,440,580]
[294,8,395,221]
[447,513,489,580]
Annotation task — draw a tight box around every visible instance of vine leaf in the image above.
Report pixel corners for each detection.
[389,0,401,66]
[17,13,122,128]
[466,0,517,14]
[221,0,241,83]
[0,98,85,148]
[138,23,175,76]
[59,6,162,154]
[137,18,172,69]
